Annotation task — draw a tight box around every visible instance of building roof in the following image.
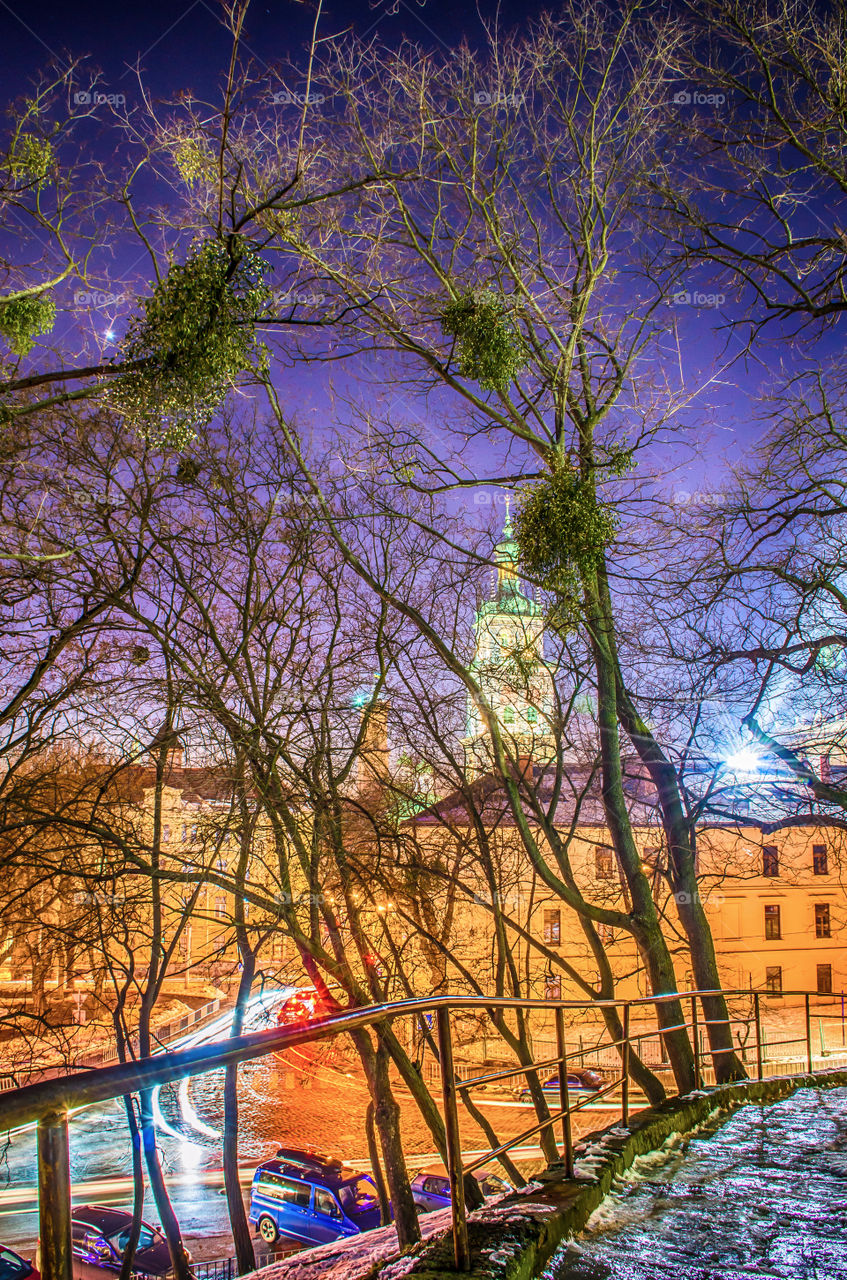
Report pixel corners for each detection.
[411,758,661,829]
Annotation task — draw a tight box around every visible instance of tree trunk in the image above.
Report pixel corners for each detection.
[365,1100,392,1224]
[139,1089,191,1280]
[352,1029,420,1248]
[586,566,696,1093]
[378,1023,485,1210]
[224,954,257,1273]
[613,676,747,1083]
[117,1095,145,1280]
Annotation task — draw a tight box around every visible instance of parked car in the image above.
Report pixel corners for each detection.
[249,1148,386,1246]
[69,1206,190,1278]
[0,1247,39,1280]
[411,1170,511,1214]
[517,1068,604,1102]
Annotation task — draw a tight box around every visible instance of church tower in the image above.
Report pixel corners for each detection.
[462,506,556,779]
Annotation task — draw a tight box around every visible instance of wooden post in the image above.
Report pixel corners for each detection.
[621,1003,630,1126]
[38,1111,72,1280]
[554,1006,574,1177]
[754,993,763,1081]
[805,993,813,1074]
[436,1007,470,1272]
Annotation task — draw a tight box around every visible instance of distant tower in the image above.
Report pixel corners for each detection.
[462,505,555,779]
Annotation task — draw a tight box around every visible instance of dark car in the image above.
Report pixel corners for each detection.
[249,1148,386,1246]
[517,1068,604,1102]
[70,1206,188,1277]
[0,1247,39,1280]
[411,1170,511,1214]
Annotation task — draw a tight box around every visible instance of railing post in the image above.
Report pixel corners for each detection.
[38,1110,72,1280]
[805,993,813,1074]
[436,1007,470,1272]
[554,1006,574,1177]
[753,993,763,1081]
[621,1003,630,1126]
[691,995,701,1091]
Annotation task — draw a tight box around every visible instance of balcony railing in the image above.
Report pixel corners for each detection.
[1,987,844,1280]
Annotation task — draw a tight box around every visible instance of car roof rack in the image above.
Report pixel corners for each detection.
[270,1147,345,1175]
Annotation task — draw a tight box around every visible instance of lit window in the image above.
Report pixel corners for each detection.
[543,908,561,944]
[595,846,615,880]
[765,966,782,993]
[762,846,779,877]
[526,707,538,723]
[813,845,829,875]
[764,904,781,940]
[215,896,227,920]
[817,964,833,995]
[815,903,831,939]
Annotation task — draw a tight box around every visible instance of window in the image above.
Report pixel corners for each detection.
[161,824,171,843]
[314,1189,342,1219]
[817,964,833,995]
[215,896,227,920]
[764,904,781,940]
[762,846,779,877]
[598,922,615,944]
[258,1173,310,1208]
[503,706,515,724]
[543,908,561,944]
[544,975,561,1000]
[595,846,615,880]
[422,1176,449,1197]
[181,824,188,843]
[813,844,829,875]
[765,966,782,993]
[815,903,831,939]
[526,707,538,723]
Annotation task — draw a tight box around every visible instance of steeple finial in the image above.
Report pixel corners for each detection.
[504,494,513,538]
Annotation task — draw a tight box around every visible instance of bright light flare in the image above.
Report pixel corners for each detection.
[722,747,760,775]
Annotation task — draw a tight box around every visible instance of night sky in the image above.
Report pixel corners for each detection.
[0,0,834,493]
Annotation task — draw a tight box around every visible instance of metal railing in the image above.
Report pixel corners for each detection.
[1,987,842,1280]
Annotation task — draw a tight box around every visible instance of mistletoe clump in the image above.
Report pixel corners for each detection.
[514,462,619,620]
[171,137,217,185]
[441,291,524,392]
[110,237,271,449]
[8,133,53,187]
[0,294,57,355]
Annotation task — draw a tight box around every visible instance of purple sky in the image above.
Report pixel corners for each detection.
[1,0,840,502]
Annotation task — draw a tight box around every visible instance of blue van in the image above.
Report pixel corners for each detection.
[248,1148,385,1246]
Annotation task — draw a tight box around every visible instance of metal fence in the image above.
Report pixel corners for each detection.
[0,987,841,1280]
